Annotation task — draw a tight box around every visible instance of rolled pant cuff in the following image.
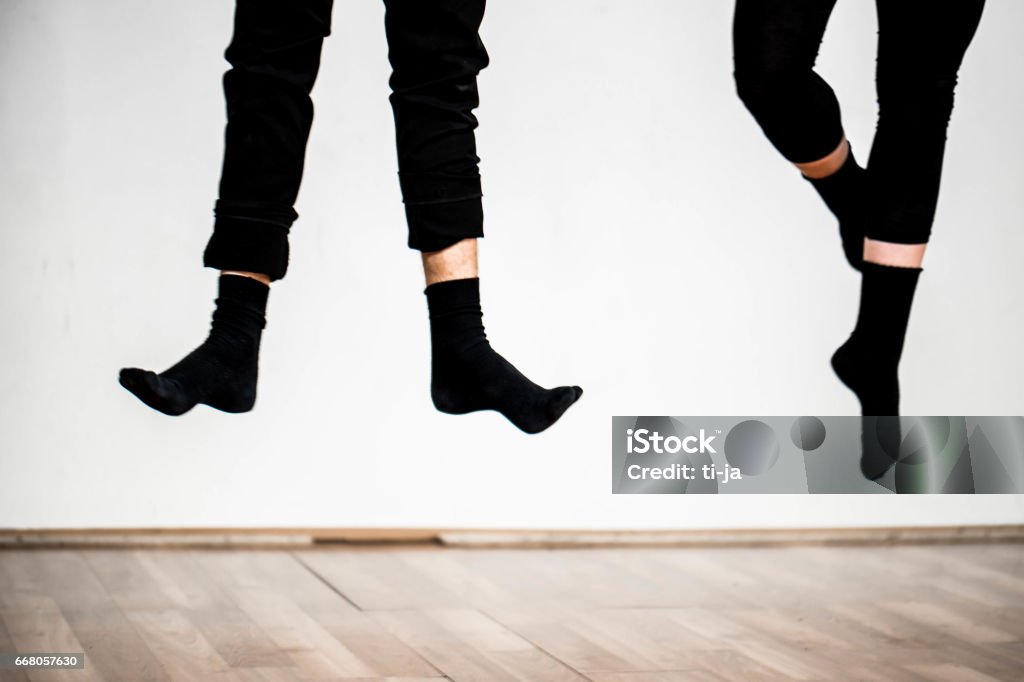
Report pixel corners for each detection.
[399,172,484,251]
[865,220,932,245]
[203,216,291,281]
[864,232,932,245]
[405,196,484,252]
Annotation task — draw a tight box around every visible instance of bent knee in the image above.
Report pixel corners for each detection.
[734,67,805,115]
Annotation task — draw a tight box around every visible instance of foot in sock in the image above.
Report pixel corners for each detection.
[832,339,899,416]
[831,261,921,417]
[857,416,902,481]
[426,277,582,434]
[805,144,868,270]
[119,275,269,416]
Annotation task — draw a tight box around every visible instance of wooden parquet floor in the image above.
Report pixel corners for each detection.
[1,543,1022,680]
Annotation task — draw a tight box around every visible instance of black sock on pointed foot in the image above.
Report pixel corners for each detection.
[425,277,581,434]
[859,416,902,481]
[119,275,269,415]
[831,262,921,416]
[804,145,868,270]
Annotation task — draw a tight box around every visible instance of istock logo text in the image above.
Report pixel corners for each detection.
[626,428,717,455]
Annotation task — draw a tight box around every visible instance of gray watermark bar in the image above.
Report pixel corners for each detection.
[612,416,1024,494]
[0,653,86,669]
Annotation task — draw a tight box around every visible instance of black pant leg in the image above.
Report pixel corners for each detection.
[203,0,334,281]
[866,0,985,244]
[384,0,489,252]
[733,0,842,163]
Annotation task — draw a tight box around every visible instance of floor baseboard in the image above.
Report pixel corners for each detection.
[1,525,1022,549]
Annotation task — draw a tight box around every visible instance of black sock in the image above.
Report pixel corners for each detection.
[425,277,582,434]
[859,416,902,481]
[831,262,921,416]
[119,275,269,415]
[804,145,867,270]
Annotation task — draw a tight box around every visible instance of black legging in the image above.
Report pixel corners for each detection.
[203,0,489,281]
[733,0,985,244]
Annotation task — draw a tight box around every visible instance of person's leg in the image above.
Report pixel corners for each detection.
[383,0,581,433]
[205,0,333,280]
[832,0,985,417]
[422,238,477,286]
[733,0,867,270]
[120,0,333,415]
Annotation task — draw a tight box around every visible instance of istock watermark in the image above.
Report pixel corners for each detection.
[612,416,1024,494]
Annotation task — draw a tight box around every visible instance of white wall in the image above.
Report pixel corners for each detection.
[1,0,1022,529]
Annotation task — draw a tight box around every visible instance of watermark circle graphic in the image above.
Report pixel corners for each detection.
[790,416,826,451]
[899,417,951,465]
[724,420,779,475]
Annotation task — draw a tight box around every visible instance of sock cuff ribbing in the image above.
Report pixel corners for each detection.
[213,274,269,336]
[218,274,270,309]
[424,277,480,310]
[860,261,923,277]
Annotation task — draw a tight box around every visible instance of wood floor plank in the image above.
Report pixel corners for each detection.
[222,584,376,677]
[126,551,294,670]
[825,599,1024,679]
[917,547,1024,600]
[630,649,793,682]
[881,600,1018,645]
[742,637,851,680]
[905,663,1007,682]
[2,551,167,681]
[0,558,41,682]
[372,608,585,681]
[484,605,789,680]
[731,607,854,650]
[479,606,641,673]
[120,608,237,681]
[585,673,728,682]
[202,667,304,682]
[0,595,95,682]
[202,551,441,678]
[0,614,29,682]
[458,551,594,607]
[758,602,935,670]
[83,551,237,680]
[297,551,469,611]
[840,665,931,681]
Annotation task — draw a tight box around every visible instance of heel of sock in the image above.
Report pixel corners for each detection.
[204,385,257,413]
[430,382,476,416]
[830,341,857,392]
[831,339,900,416]
[831,340,868,416]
